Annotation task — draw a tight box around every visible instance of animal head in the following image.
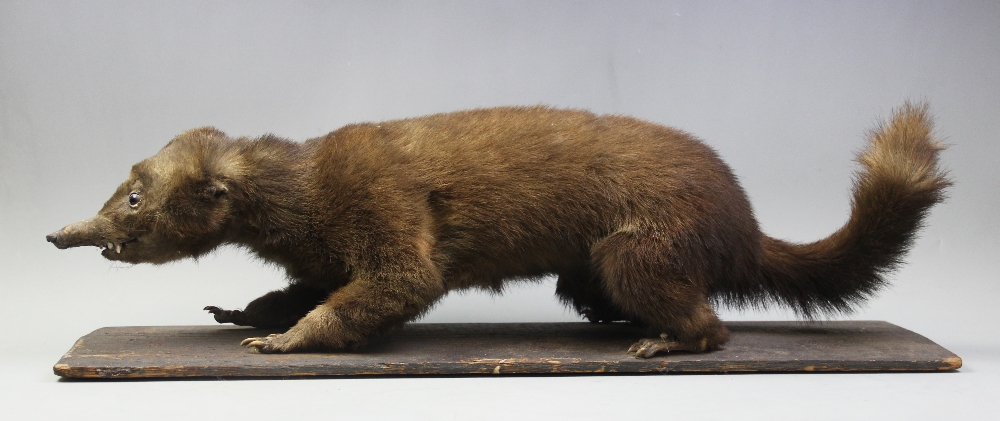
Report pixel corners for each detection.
[46,127,240,264]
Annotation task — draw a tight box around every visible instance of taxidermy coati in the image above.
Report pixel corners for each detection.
[46,103,948,357]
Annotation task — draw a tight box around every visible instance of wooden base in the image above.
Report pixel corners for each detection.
[53,321,961,379]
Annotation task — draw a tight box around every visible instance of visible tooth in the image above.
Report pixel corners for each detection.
[107,242,114,250]
[115,243,122,254]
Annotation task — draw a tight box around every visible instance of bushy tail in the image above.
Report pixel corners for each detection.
[755,102,950,316]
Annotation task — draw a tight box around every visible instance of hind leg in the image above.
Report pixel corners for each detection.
[625,299,726,357]
[592,229,729,357]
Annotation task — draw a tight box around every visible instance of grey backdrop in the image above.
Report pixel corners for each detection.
[2,1,998,419]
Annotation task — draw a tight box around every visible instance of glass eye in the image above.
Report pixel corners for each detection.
[128,192,141,208]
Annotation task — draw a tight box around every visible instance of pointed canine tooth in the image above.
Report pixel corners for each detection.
[115,243,122,254]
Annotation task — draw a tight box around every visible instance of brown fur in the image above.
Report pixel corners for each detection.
[46,103,949,356]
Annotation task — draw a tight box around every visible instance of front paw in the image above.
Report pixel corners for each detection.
[240,307,346,353]
[241,334,278,353]
[204,306,245,325]
[240,332,304,354]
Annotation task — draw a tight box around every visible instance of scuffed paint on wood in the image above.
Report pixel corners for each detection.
[53,321,961,379]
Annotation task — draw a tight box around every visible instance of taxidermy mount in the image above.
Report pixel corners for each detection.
[46,103,949,357]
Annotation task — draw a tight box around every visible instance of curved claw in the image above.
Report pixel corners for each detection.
[204,305,244,324]
[240,334,277,346]
[241,338,266,348]
[241,334,282,353]
[627,334,707,358]
[628,338,670,358]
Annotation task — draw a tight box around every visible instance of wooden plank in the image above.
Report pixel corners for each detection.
[53,321,961,379]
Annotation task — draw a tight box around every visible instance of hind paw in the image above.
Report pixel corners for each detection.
[628,334,707,358]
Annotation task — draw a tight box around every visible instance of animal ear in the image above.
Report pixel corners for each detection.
[202,180,228,200]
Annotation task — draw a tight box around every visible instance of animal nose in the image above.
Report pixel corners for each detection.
[46,232,58,243]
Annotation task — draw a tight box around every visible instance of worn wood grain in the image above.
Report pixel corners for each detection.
[53,321,961,379]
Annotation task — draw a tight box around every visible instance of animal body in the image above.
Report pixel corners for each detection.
[46,104,948,356]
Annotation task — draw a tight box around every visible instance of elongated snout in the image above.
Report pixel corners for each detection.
[46,216,105,249]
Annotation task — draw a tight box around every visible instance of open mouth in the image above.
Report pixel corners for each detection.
[99,238,138,255]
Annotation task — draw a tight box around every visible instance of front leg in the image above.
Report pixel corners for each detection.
[205,282,330,328]
[242,254,446,353]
